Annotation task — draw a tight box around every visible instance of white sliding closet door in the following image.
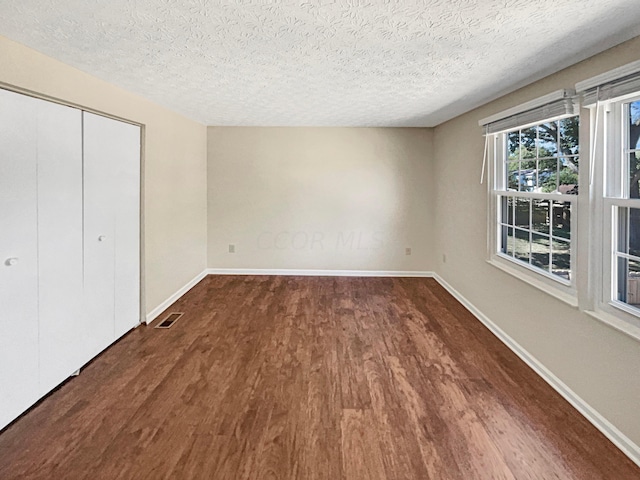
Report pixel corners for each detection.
[0,91,141,430]
[111,120,141,338]
[37,100,85,394]
[83,113,117,357]
[83,112,140,351]
[0,89,40,429]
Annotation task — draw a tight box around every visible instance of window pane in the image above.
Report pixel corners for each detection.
[616,256,640,307]
[507,131,520,158]
[532,199,550,234]
[514,228,530,263]
[520,127,536,159]
[537,122,558,157]
[551,201,571,240]
[559,117,579,155]
[531,233,550,271]
[515,197,530,228]
[519,160,536,191]
[616,207,640,258]
[538,157,557,193]
[628,101,640,151]
[628,208,640,258]
[501,196,514,225]
[629,152,640,199]
[617,207,629,256]
[551,238,570,280]
[558,157,579,194]
[501,225,515,256]
[507,160,519,190]
[500,196,507,224]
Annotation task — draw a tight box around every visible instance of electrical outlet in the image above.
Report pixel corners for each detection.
[405,247,411,256]
[442,253,447,263]
[228,244,235,253]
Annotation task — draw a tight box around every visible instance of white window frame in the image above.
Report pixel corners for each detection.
[589,91,640,334]
[486,115,579,304]
[478,67,640,341]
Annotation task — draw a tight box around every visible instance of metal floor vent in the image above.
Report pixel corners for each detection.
[155,312,183,329]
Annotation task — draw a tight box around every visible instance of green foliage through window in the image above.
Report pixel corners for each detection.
[505,116,579,194]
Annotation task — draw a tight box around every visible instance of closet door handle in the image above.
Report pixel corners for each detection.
[5,257,19,266]
[98,235,106,242]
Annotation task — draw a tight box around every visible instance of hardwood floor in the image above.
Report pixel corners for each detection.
[0,275,638,479]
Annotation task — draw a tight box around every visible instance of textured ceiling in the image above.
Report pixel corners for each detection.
[1,1,640,127]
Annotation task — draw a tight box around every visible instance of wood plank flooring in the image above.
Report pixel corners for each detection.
[0,276,638,479]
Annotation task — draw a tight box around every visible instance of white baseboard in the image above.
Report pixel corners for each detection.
[432,273,640,469]
[145,270,208,325]
[206,268,435,278]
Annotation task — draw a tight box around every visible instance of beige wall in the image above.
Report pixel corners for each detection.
[0,35,208,316]
[208,127,434,272]
[433,36,640,446]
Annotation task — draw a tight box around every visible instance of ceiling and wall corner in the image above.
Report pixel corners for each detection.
[1,0,640,127]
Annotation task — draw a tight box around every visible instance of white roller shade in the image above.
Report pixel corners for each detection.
[479,89,578,134]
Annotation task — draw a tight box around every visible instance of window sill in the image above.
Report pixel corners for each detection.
[486,257,579,308]
[585,309,640,343]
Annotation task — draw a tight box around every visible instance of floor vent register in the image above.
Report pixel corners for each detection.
[155,312,183,329]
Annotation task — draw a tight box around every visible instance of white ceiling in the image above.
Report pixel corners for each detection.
[1,1,640,127]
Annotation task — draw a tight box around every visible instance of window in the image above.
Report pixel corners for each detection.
[604,98,640,317]
[497,117,578,283]
[481,90,579,291]
[478,70,640,339]
[574,59,640,336]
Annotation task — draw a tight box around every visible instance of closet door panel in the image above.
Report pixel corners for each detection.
[83,112,116,356]
[113,122,141,338]
[0,89,40,429]
[37,101,85,394]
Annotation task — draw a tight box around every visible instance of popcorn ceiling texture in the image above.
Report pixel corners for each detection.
[1,0,640,126]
